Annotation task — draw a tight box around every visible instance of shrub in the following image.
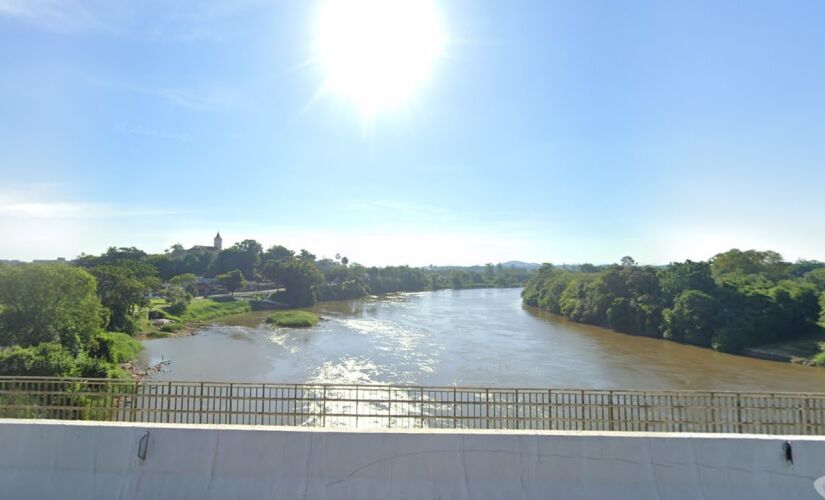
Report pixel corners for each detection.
[0,343,80,377]
[91,331,143,363]
[160,322,184,333]
[815,342,825,367]
[266,310,320,328]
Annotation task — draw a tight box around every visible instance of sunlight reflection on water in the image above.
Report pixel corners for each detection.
[139,288,825,391]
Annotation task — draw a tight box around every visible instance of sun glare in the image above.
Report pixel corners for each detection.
[316,0,446,118]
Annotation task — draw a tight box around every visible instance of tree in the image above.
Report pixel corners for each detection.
[620,256,636,267]
[658,260,715,302]
[341,256,349,266]
[299,249,316,261]
[804,268,825,291]
[170,273,198,296]
[787,260,825,278]
[820,293,825,324]
[264,245,295,262]
[75,246,149,268]
[710,249,788,281]
[662,290,717,346]
[0,264,102,352]
[216,269,245,296]
[90,265,152,333]
[263,258,323,307]
[213,240,262,280]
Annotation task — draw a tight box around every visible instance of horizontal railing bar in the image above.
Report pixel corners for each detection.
[2,391,822,405]
[2,376,824,397]
[1,376,823,435]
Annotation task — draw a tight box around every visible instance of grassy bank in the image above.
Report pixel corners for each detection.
[95,332,143,378]
[741,327,825,366]
[176,298,252,323]
[0,331,142,379]
[265,310,320,328]
[139,297,252,338]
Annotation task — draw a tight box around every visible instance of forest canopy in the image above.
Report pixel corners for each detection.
[522,249,825,354]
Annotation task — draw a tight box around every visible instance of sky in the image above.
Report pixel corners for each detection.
[1,0,824,267]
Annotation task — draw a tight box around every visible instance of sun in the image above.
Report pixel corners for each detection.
[315,0,446,118]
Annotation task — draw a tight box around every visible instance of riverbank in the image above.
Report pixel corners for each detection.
[137,288,825,390]
[141,285,520,339]
[744,329,825,367]
[136,297,252,339]
[525,304,825,369]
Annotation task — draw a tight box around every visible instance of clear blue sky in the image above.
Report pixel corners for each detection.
[1,0,823,266]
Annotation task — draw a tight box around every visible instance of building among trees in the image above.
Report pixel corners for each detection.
[185,232,222,254]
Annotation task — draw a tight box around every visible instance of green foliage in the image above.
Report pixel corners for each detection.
[814,343,825,367]
[89,331,143,364]
[149,251,213,281]
[216,269,246,296]
[805,268,825,292]
[318,262,370,301]
[89,265,153,333]
[0,262,145,380]
[0,264,103,352]
[523,248,825,355]
[662,290,717,345]
[820,293,825,325]
[607,298,662,337]
[788,260,825,278]
[263,258,323,307]
[264,245,295,262]
[212,240,262,280]
[175,298,251,323]
[710,249,788,282]
[169,273,198,295]
[159,322,184,332]
[163,285,192,315]
[658,260,715,301]
[0,343,81,377]
[78,249,160,334]
[265,310,320,327]
[0,340,133,379]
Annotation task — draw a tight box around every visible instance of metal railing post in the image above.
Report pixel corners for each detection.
[486,389,491,429]
[322,385,327,428]
[420,387,425,429]
[736,393,743,434]
[387,386,392,428]
[453,387,457,429]
[608,391,614,431]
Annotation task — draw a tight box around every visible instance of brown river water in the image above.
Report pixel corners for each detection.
[139,288,825,391]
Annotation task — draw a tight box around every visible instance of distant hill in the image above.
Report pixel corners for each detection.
[427,261,541,271]
[500,261,541,270]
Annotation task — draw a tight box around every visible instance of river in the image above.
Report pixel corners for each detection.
[139,288,825,391]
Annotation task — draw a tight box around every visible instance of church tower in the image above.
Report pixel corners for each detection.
[214,231,222,251]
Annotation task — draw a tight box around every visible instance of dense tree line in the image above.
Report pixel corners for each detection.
[522,250,825,354]
[0,238,537,377]
[46,239,536,330]
[0,264,141,377]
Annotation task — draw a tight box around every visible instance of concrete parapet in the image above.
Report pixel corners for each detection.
[1,419,824,499]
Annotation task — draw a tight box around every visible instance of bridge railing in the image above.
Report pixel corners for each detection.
[0,377,823,434]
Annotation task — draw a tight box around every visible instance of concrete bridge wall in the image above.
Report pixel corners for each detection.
[1,419,824,500]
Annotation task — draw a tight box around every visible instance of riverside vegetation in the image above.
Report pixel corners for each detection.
[522,250,825,366]
[0,240,533,378]
[265,311,320,328]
